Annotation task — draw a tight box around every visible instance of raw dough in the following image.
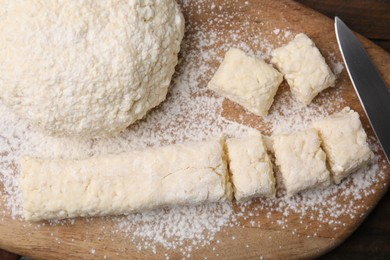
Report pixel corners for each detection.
[226,131,275,202]
[208,48,283,116]
[0,0,184,137]
[271,33,336,105]
[21,138,232,221]
[313,107,373,184]
[273,129,331,196]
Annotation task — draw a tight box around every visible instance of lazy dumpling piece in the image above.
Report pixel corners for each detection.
[208,48,283,116]
[313,107,373,184]
[273,128,331,196]
[271,33,336,105]
[226,131,275,202]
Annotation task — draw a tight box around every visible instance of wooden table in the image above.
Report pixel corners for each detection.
[1,0,389,259]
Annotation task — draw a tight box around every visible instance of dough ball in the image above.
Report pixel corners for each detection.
[0,0,185,137]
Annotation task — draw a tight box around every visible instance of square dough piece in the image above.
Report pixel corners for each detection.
[208,48,283,116]
[273,128,331,196]
[271,33,336,105]
[226,131,275,202]
[313,107,373,184]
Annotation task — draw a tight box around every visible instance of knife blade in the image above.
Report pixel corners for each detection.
[335,16,390,163]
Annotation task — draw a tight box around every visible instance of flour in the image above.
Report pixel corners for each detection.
[0,0,387,259]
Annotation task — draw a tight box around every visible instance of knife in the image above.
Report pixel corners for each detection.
[335,16,390,163]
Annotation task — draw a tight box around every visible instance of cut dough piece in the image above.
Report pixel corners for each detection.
[226,131,275,202]
[271,33,336,105]
[20,138,232,221]
[273,129,331,196]
[313,107,373,184]
[208,48,283,116]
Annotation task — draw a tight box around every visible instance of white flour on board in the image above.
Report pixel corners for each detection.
[0,0,387,258]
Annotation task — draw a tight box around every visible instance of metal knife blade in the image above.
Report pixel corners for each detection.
[335,16,390,163]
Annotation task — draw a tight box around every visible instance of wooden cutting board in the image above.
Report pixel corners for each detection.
[0,0,389,259]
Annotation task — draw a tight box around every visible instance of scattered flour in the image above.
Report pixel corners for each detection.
[0,0,387,259]
[116,203,234,254]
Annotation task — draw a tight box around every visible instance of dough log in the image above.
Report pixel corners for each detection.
[21,138,232,221]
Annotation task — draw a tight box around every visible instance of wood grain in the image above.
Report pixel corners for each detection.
[295,0,390,52]
[295,0,390,40]
[321,191,390,259]
[0,0,389,259]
